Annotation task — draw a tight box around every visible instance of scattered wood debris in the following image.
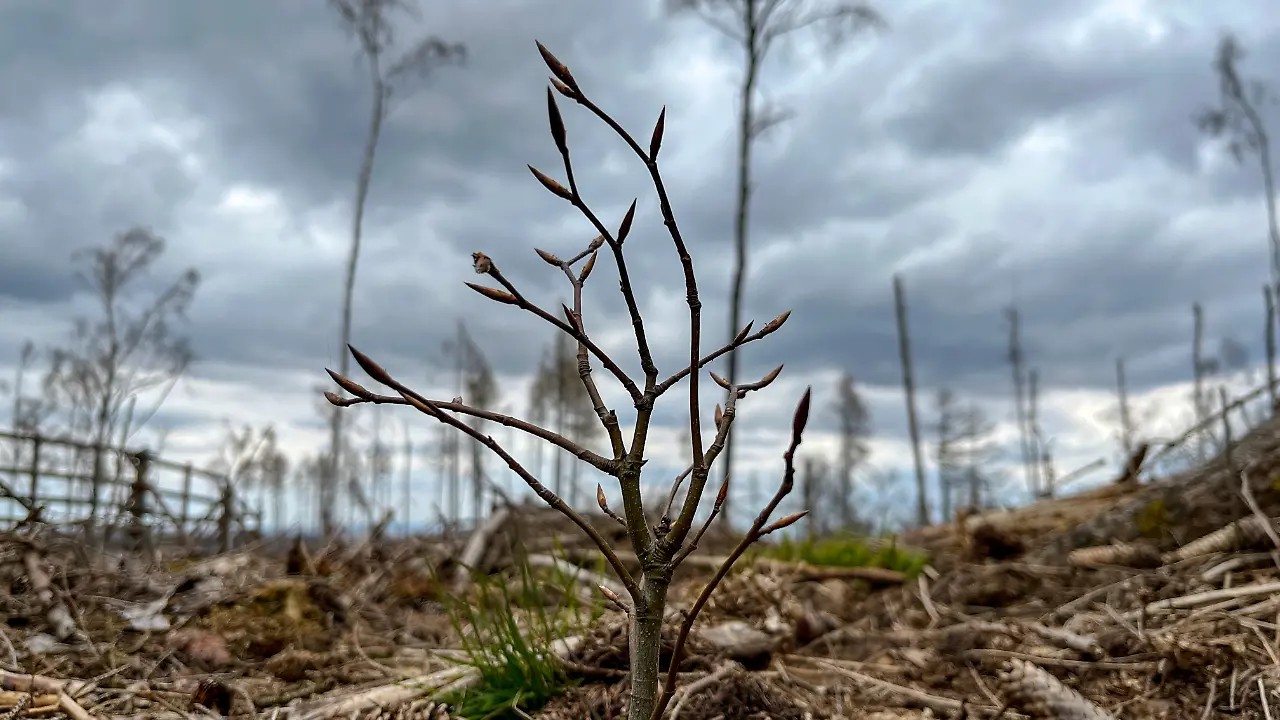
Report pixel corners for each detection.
[3,417,1280,717]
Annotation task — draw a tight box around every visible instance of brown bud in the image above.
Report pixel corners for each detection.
[762,310,792,334]
[588,234,605,251]
[597,484,609,512]
[535,41,578,92]
[617,200,637,243]
[792,387,812,439]
[713,403,724,430]
[527,165,574,201]
[598,585,621,604]
[471,252,493,274]
[733,321,754,345]
[549,77,575,99]
[323,391,344,406]
[714,476,730,508]
[579,250,599,282]
[762,511,808,535]
[326,369,374,399]
[534,247,561,266]
[452,396,463,404]
[754,364,783,389]
[709,371,731,390]
[465,282,519,306]
[546,87,568,156]
[348,345,394,387]
[649,106,666,159]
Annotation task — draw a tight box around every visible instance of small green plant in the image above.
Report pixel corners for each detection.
[758,533,928,576]
[439,550,604,719]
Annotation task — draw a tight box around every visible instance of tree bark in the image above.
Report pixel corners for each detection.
[628,573,671,720]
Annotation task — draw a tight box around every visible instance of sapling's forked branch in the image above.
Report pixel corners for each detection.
[323,376,616,474]
[648,387,813,720]
[665,363,785,548]
[327,344,640,599]
[468,252,642,405]
[535,240,627,460]
[655,310,792,396]
[663,464,695,521]
[538,41,705,471]
[671,475,730,567]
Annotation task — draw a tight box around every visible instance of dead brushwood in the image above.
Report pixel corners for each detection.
[325,41,809,720]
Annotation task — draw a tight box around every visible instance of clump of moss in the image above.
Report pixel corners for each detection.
[755,533,928,577]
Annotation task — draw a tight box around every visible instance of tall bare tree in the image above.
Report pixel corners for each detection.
[45,229,198,529]
[1197,32,1279,340]
[893,274,929,526]
[832,370,870,529]
[1266,286,1278,411]
[667,0,883,518]
[1005,305,1036,498]
[323,0,466,538]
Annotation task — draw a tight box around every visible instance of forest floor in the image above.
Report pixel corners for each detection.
[6,417,1280,719]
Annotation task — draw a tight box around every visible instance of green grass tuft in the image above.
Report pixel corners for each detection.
[438,547,604,719]
[756,533,928,577]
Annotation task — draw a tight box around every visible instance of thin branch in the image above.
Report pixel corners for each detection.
[469,253,643,404]
[325,385,616,475]
[536,240,628,460]
[328,345,639,599]
[544,47,707,469]
[654,310,791,396]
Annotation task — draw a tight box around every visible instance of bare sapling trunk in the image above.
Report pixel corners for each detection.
[325,43,811,720]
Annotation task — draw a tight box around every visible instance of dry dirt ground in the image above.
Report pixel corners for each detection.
[8,417,1280,719]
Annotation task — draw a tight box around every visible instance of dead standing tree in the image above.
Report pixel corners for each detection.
[1005,305,1037,498]
[1197,31,1279,402]
[666,0,882,521]
[325,43,810,720]
[833,370,870,529]
[893,273,930,526]
[324,0,465,538]
[45,228,199,533]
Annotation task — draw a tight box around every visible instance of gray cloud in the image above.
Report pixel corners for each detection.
[2,0,1280,496]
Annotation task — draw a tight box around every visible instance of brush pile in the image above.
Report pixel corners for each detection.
[4,417,1280,718]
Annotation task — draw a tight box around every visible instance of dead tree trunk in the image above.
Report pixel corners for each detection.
[1193,302,1207,461]
[1006,307,1036,498]
[1116,357,1135,455]
[893,274,930,526]
[1266,286,1277,413]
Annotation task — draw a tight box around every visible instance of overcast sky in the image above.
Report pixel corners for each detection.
[1,0,1278,531]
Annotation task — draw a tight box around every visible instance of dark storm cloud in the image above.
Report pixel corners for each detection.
[4,0,1280,449]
